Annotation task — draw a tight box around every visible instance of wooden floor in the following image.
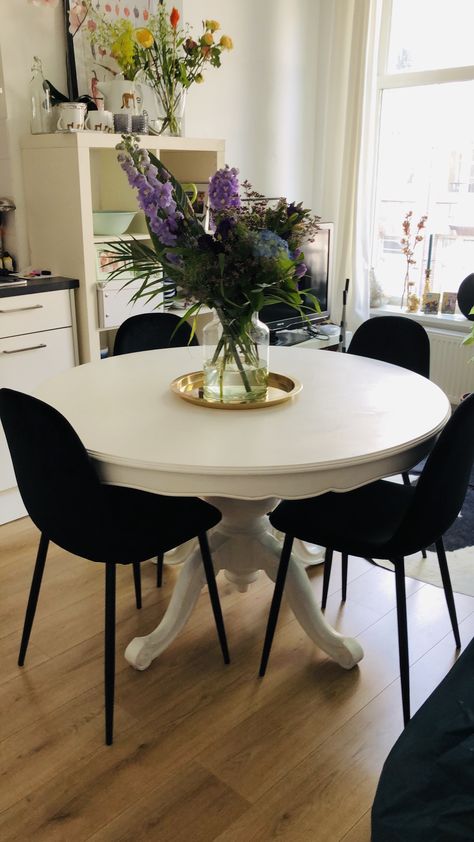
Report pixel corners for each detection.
[1,517,474,841]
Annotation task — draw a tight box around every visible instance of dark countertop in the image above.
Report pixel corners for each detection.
[0,276,79,299]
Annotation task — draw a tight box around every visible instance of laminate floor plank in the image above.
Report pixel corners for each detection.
[1,517,473,842]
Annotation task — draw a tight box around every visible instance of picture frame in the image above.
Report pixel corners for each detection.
[63,0,160,101]
[183,182,210,229]
[440,291,457,315]
[95,245,135,282]
[421,292,441,315]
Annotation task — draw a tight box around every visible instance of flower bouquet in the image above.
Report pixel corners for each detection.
[110,135,321,402]
[68,2,233,135]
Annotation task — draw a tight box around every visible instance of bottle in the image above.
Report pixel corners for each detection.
[29,57,52,134]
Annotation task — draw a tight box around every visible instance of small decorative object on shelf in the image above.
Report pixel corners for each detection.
[407,292,420,312]
[69,2,233,136]
[29,56,53,134]
[440,291,457,315]
[109,135,321,404]
[400,211,427,310]
[421,292,440,314]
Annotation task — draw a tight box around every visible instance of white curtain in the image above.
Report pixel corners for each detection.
[311,0,382,333]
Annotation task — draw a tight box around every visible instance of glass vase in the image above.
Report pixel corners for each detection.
[154,83,186,136]
[203,311,270,404]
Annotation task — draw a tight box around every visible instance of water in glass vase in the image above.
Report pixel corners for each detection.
[202,312,270,404]
[203,358,268,403]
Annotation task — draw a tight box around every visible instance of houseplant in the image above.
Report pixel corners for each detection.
[400,210,427,310]
[110,135,321,403]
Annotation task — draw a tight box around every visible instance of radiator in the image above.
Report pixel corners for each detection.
[427,328,474,405]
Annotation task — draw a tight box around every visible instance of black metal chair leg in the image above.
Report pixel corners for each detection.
[104,563,116,746]
[18,532,49,667]
[156,552,164,588]
[436,538,461,649]
[132,562,142,609]
[198,533,230,665]
[422,548,427,559]
[259,534,294,677]
[321,547,333,610]
[393,557,410,727]
[402,471,411,487]
[341,552,348,602]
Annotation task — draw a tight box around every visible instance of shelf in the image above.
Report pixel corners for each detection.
[93,233,151,243]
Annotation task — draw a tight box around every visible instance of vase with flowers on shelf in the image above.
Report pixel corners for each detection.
[73,2,233,138]
[400,210,427,310]
[108,137,321,404]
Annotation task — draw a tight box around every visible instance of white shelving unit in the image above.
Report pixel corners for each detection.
[21,133,225,363]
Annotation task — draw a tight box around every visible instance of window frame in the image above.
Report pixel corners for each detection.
[371,0,474,322]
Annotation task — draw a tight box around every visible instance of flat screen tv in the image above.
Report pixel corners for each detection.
[259,222,333,330]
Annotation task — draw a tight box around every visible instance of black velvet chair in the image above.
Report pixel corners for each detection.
[259,393,474,725]
[322,315,432,607]
[114,311,199,587]
[0,388,228,745]
[113,311,198,356]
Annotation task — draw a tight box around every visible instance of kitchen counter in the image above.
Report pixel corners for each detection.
[0,276,79,299]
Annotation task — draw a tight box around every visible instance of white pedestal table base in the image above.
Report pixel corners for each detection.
[124,497,364,672]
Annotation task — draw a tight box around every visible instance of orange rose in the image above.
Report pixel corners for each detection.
[202,32,214,46]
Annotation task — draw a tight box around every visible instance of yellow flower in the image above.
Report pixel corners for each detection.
[219,35,233,50]
[202,32,214,46]
[195,73,204,84]
[205,20,220,32]
[135,28,154,49]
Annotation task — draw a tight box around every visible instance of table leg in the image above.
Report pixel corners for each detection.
[124,498,363,671]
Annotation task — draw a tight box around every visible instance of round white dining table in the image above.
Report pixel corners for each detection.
[36,345,450,673]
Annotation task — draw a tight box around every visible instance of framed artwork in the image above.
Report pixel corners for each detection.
[440,291,457,315]
[63,0,160,101]
[422,292,441,315]
[95,246,134,281]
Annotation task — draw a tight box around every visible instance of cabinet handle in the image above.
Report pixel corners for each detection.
[1,343,47,354]
[0,304,44,314]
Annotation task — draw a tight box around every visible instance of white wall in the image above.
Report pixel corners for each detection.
[0,0,324,273]
[183,0,319,208]
[0,0,67,271]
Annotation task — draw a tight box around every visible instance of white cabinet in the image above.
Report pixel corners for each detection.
[21,133,225,363]
[0,287,77,523]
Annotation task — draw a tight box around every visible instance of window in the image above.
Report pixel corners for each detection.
[371,0,474,309]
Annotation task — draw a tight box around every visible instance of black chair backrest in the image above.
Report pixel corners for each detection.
[348,316,430,377]
[393,393,474,552]
[113,312,199,356]
[0,388,103,543]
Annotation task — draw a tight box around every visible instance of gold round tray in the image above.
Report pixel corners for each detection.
[170,371,302,410]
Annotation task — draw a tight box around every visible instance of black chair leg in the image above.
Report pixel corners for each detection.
[393,557,410,727]
[436,538,461,649]
[132,562,142,609]
[259,534,294,677]
[341,552,348,602]
[402,471,411,487]
[321,547,333,610]
[421,548,427,559]
[18,532,49,667]
[156,552,164,588]
[104,563,116,746]
[198,533,230,665]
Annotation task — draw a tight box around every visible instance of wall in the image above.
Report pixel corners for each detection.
[0,1,322,274]
[183,0,319,209]
[0,0,67,272]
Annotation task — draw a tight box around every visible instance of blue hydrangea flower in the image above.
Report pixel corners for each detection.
[252,229,289,259]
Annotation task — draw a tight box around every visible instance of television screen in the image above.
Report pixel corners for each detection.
[259,222,333,330]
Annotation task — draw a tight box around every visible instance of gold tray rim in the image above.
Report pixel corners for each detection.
[170,370,303,410]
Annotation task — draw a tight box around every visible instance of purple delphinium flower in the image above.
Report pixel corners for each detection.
[208,165,241,211]
[294,261,307,279]
[117,142,182,247]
